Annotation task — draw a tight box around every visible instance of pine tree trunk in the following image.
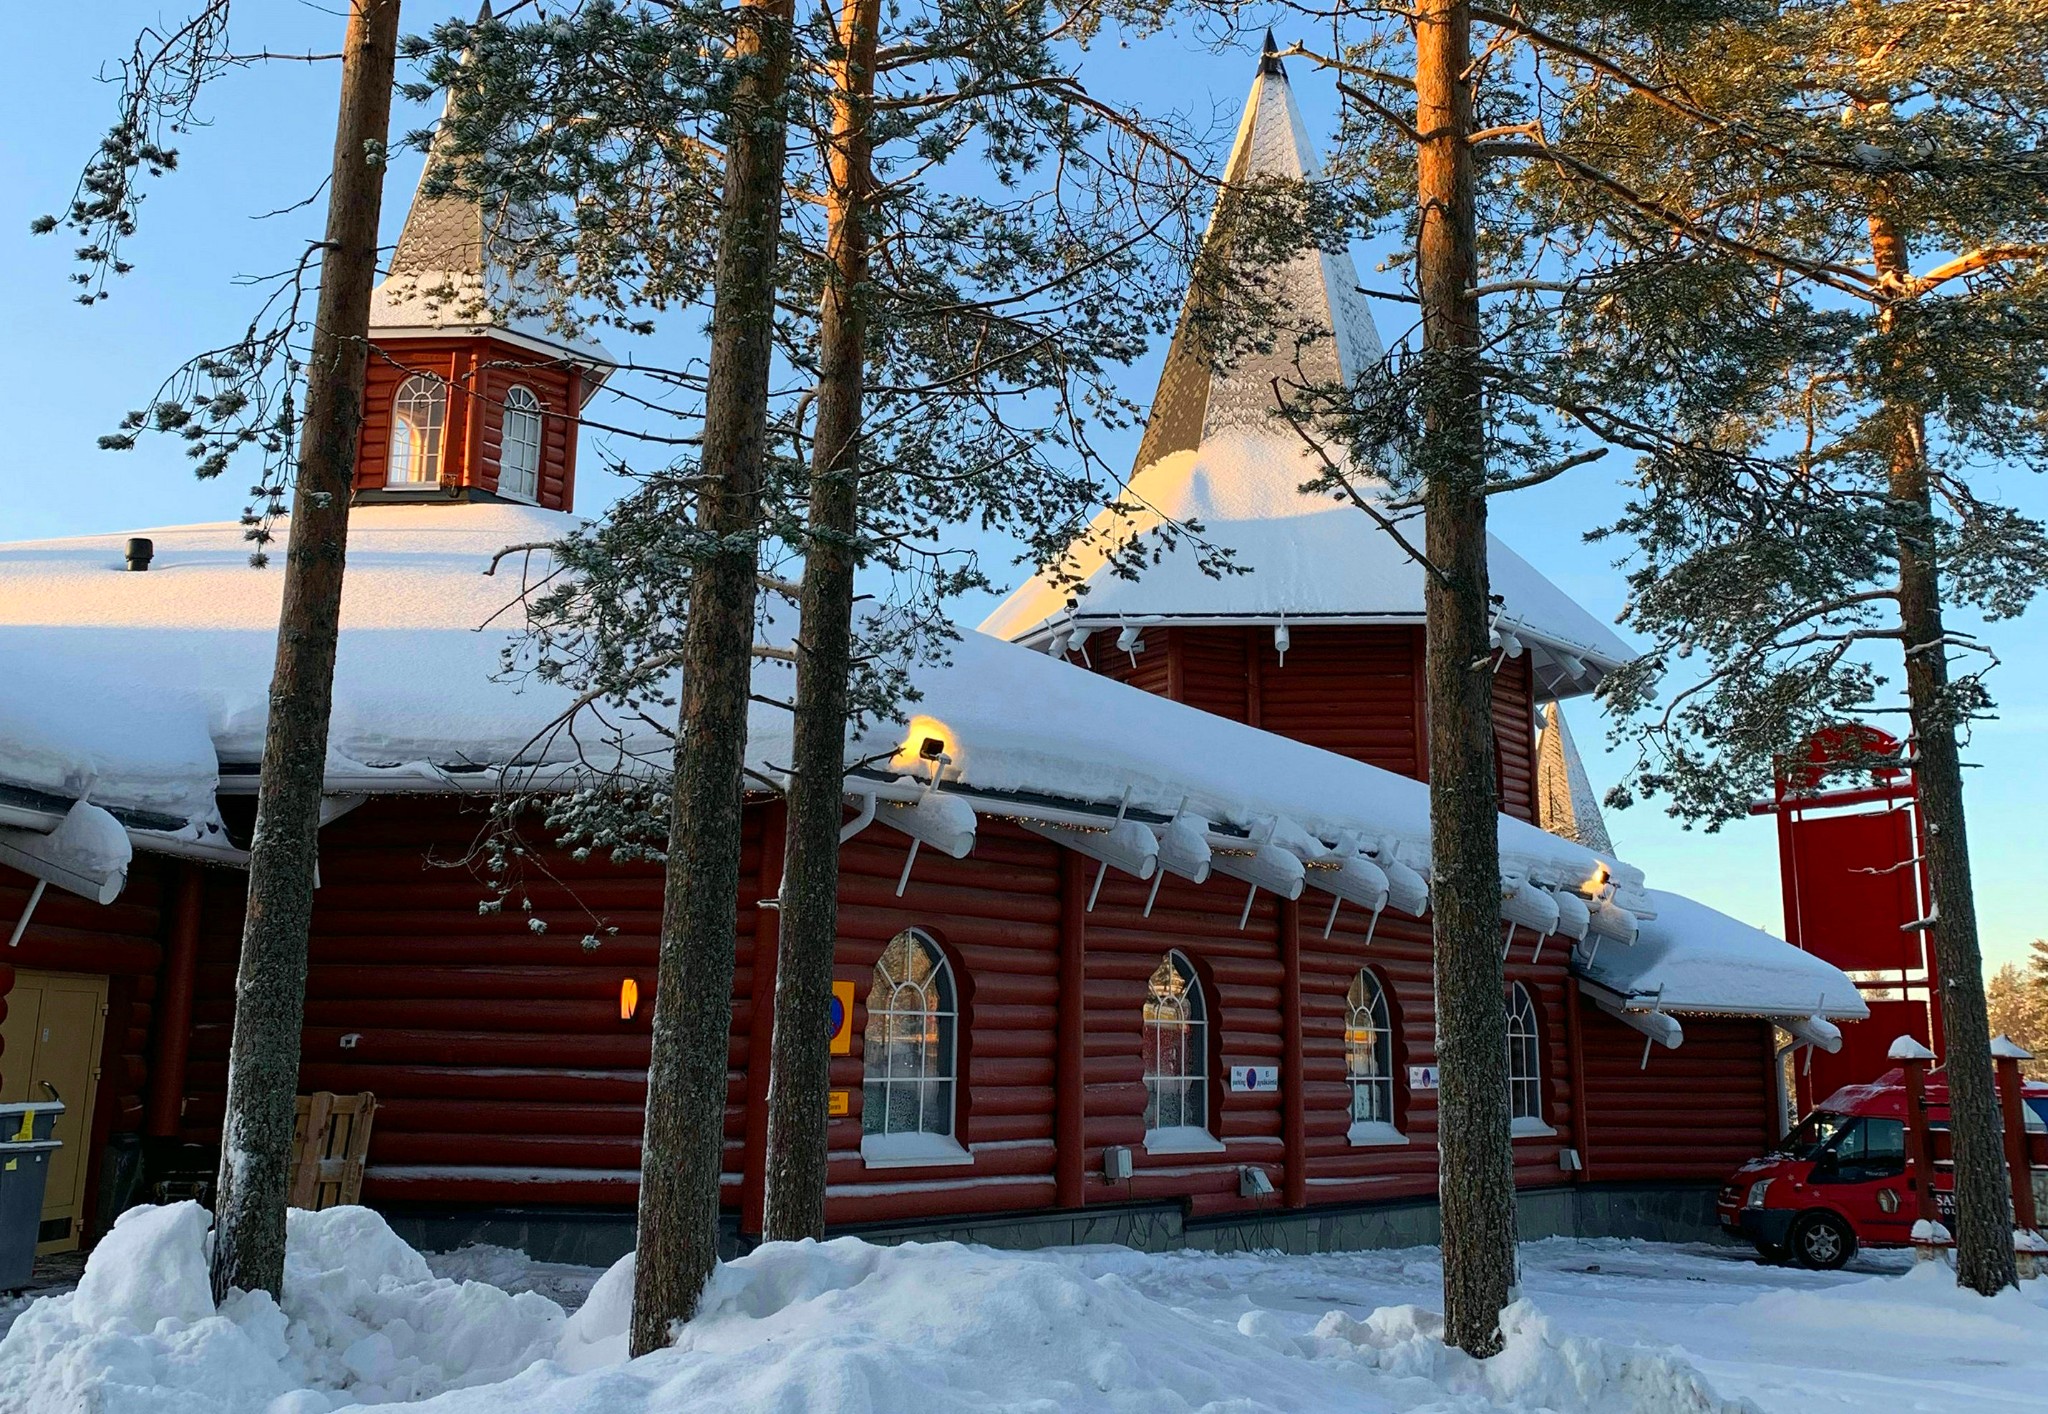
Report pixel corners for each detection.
[630,0,795,1355]
[1869,213,2018,1297]
[759,0,880,1243]
[1415,0,1517,1357]
[209,0,400,1306]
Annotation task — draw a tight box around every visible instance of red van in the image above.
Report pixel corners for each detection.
[1719,1068,2048,1269]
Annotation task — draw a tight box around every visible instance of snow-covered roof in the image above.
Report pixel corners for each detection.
[0,504,1864,1024]
[979,50,1631,698]
[1574,888,1869,1021]
[0,504,586,842]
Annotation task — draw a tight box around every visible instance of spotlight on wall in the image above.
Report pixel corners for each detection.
[918,735,947,761]
[1273,621,1290,665]
[620,977,640,1021]
[1115,623,1145,658]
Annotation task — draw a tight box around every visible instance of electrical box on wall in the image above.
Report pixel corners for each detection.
[1102,1145,1133,1182]
[1558,1148,1583,1172]
[1239,1166,1275,1198]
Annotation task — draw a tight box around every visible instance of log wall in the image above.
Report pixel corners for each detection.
[181,798,765,1209]
[0,857,172,1241]
[1576,1009,1779,1183]
[1087,625,1536,820]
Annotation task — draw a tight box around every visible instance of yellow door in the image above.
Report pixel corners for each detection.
[0,970,108,1254]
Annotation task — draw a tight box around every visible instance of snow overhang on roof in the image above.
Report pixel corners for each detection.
[1572,888,1868,1023]
[0,504,1649,938]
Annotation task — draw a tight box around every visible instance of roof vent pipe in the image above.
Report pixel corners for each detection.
[125,537,154,572]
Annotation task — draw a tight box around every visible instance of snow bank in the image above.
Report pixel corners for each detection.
[1273,1301,1756,1414]
[417,1236,1380,1412]
[0,1220,1795,1414]
[0,1203,563,1413]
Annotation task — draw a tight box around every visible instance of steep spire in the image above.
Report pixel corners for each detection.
[369,4,609,367]
[1130,37,1384,474]
[1535,703,1615,853]
[1260,28,1285,77]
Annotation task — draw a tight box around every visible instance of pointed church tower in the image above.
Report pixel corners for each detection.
[354,26,611,511]
[982,39,1634,816]
[1132,31,1385,473]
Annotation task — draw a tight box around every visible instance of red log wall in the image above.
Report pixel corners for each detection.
[355,335,580,509]
[1575,1009,1778,1183]
[1,858,171,1241]
[1086,626,1536,821]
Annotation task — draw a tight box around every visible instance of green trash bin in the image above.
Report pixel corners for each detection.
[0,1097,66,1292]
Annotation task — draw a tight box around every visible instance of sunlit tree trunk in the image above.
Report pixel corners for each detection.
[631,0,796,1355]
[210,0,401,1306]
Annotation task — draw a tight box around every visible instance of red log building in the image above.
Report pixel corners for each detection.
[0,48,1862,1260]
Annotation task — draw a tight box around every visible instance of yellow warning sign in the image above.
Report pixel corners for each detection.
[828,1090,850,1117]
[830,980,856,1055]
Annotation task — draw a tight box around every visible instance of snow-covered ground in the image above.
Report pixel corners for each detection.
[2,1203,2042,1413]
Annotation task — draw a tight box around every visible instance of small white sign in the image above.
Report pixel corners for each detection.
[1229,1065,1280,1093]
[1408,1065,1440,1091]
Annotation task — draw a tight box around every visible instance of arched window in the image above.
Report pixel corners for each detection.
[861,930,964,1165]
[388,374,447,486]
[1507,982,1547,1132]
[1143,951,1216,1149]
[499,385,543,501]
[1346,969,1401,1142]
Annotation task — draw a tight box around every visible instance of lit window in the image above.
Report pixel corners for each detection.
[388,374,446,486]
[862,931,957,1153]
[1144,951,1215,1148]
[499,384,543,501]
[1507,982,1546,1130]
[1347,970,1399,1141]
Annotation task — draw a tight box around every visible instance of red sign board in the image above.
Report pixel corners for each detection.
[1786,808,1922,973]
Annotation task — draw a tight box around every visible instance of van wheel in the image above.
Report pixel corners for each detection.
[1751,1240,1789,1265]
[1789,1212,1855,1270]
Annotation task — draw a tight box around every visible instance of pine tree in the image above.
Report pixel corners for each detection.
[630,0,798,1353]
[411,0,1204,1313]
[1494,0,2048,1296]
[39,0,406,1301]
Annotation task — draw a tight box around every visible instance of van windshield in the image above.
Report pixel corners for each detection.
[1777,1111,1855,1158]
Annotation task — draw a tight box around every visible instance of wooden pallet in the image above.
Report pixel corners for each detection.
[290,1092,377,1210]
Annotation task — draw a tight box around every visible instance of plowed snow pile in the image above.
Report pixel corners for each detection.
[0,1203,1763,1413]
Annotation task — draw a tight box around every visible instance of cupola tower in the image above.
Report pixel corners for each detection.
[353,47,610,512]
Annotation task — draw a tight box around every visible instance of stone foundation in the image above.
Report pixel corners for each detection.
[382,1182,1728,1268]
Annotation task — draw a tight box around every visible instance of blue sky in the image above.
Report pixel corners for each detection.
[2,4,2040,975]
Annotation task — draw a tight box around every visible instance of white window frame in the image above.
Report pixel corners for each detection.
[387,373,447,488]
[1507,982,1555,1137]
[1144,950,1222,1154]
[498,384,543,502]
[861,929,969,1168]
[1346,969,1405,1146]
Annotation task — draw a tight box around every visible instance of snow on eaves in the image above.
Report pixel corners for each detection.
[978,432,1635,680]
[1575,888,1869,1021]
[0,504,1635,902]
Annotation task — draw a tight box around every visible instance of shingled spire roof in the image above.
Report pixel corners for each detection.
[368,6,611,369]
[1535,702,1615,854]
[1130,30,1384,474]
[981,41,1633,699]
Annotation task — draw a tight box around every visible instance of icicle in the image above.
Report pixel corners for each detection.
[1322,893,1343,940]
[1088,860,1109,912]
[1239,883,1258,931]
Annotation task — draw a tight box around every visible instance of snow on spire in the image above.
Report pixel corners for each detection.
[1131,38,1385,475]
